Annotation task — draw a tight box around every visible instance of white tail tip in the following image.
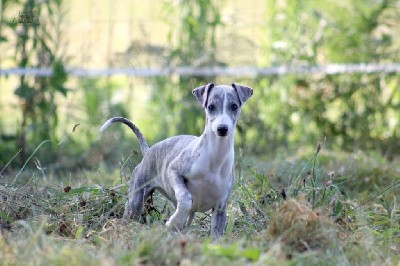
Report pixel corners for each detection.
[100,119,114,132]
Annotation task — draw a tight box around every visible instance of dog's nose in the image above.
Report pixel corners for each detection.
[217,125,229,136]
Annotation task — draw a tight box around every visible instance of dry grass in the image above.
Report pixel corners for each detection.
[268,197,339,254]
[1,150,399,265]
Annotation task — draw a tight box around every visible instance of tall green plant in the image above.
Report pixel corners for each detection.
[11,0,69,163]
[254,0,400,153]
[150,0,225,139]
[0,0,20,168]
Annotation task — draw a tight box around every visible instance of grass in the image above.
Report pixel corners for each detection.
[1,144,400,265]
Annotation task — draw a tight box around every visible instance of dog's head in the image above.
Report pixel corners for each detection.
[192,83,253,137]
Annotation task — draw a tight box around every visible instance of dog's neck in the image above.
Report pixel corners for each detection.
[199,124,235,172]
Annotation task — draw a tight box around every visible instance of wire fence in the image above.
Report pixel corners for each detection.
[1,63,400,77]
[2,1,400,78]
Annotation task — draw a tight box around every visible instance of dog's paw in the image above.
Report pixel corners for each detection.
[123,210,133,220]
[166,219,179,229]
[165,219,172,228]
[166,218,185,231]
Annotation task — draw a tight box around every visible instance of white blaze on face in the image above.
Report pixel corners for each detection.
[211,90,235,137]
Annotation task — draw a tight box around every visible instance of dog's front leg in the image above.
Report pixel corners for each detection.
[165,169,192,231]
[210,202,227,240]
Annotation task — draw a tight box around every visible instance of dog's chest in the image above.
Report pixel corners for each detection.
[186,155,233,212]
[189,143,233,175]
[186,173,231,212]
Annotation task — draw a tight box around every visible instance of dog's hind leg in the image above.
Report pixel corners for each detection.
[123,168,152,220]
[186,212,195,227]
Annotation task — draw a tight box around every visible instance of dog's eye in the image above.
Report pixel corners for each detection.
[208,104,216,111]
[231,103,238,111]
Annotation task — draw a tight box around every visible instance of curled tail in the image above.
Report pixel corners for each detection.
[100,117,149,155]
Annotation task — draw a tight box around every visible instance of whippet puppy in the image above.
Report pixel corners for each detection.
[100,83,253,239]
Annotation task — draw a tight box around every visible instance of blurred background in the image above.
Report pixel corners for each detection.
[0,0,399,174]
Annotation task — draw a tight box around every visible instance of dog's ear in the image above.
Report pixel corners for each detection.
[192,83,215,108]
[232,83,253,105]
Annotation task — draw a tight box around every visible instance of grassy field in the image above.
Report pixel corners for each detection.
[1,146,400,265]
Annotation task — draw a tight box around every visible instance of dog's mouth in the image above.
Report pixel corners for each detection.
[217,132,228,137]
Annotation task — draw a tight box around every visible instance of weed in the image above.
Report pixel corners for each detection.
[1,148,399,264]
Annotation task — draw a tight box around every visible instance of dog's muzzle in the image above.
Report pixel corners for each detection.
[217,125,229,137]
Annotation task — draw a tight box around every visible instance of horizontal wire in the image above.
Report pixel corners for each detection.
[1,63,400,77]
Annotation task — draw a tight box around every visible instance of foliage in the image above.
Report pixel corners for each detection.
[0,150,399,264]
[149,0,225,139]
[1,0,400,169]
[1,1,400,262]
[0,0,70,166]
[246,0,400,153]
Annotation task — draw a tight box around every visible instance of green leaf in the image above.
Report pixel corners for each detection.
[58,185,105,198]
[333,201,343,216]
[239,248,261,262]
[0,210,14,224]
[204,243,238,259]
[50,61,69,96]
[14,85,35,100]
[204,244,261,262]
[75,225,85,239]
[225,214,235,236]
[38,99,50,112]
[55,86,69,97]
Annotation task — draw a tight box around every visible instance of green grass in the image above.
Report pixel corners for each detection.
[1,147,399,265]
